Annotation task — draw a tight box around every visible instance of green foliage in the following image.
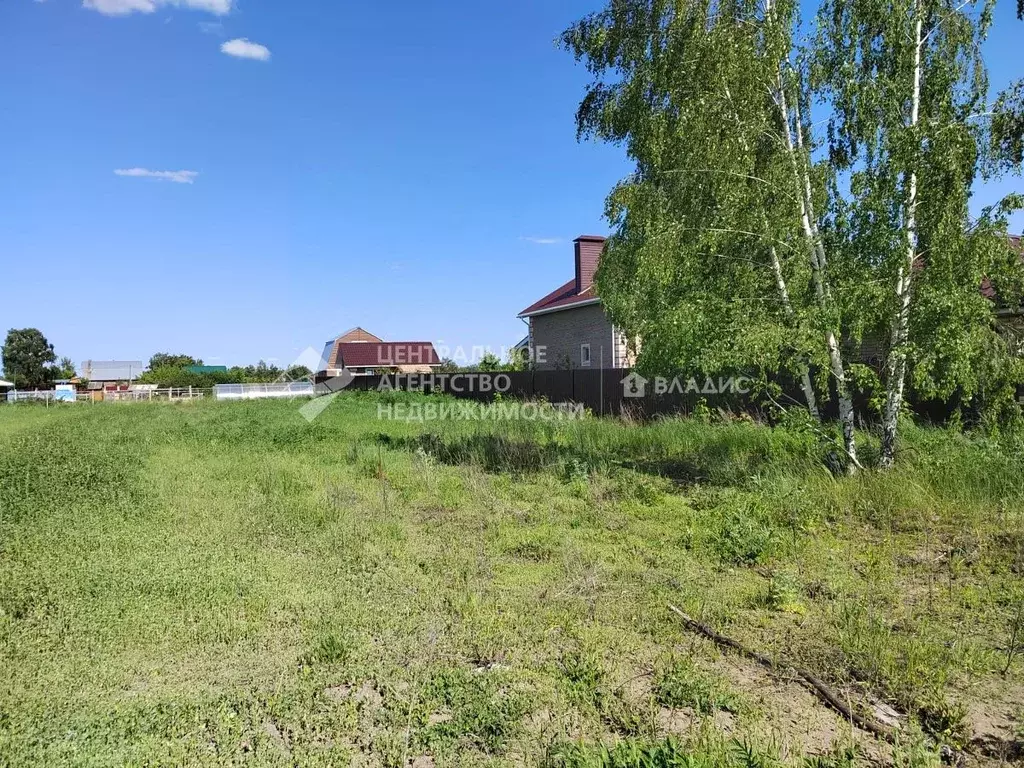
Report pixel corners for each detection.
[148,352,202,370]
[833,600,974,743]
[991,81,1024,169]
[763,570,806,615]
[653,659,739,714]
[138,359,313,387]
[812,0,1023,423]
[1,328,57,389]
[138,364,215,388]
[505,346,531,371]
[562,0,1024,462]
[559,649,607,706]
[301,632,353,667]
[433,353,524,373]
[562,0,814,384]
[557,649,644,736]
[801,745,857,768]
[477,352,503,371]
[419,667,529,753]
[55,357,76,380]
[1000,586,1024,674]
[891,725,944,768]
[545,738,781,768]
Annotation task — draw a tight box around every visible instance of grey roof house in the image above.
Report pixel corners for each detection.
[81,360,145,390]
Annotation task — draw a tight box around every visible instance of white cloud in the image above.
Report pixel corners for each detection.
[114,168,199,184]
[198,20,223,34]
[220,38,271,61]
[521,236,564,245]
[83,0,231,16]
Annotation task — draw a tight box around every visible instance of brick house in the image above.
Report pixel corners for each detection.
[317,327,441,376]
[518,236,635,370]
[517,234,1020,373]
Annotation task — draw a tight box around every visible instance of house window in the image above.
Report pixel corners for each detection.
[580,344,592,367]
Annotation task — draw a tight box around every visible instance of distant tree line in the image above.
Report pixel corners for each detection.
[436,351,530,373]
[139,354,312,388]
[0,331,311,390]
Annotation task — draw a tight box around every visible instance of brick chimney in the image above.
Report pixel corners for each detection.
[574,235,606,294]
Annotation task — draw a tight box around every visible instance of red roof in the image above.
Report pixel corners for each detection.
[519,235,606,317]
[335,342,440,368]
[519,281,598,316]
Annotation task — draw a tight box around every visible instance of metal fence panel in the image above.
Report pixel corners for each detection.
[214,382,315,401]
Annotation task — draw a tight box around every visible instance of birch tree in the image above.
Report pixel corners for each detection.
[565,0,1022,468]
[814,0,1024,465]
[563,0,864,467]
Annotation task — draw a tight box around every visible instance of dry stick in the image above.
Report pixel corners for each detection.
[667,604,895,743]
[1002,597,1024,675]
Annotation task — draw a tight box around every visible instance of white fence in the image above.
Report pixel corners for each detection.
[214,382,315,401]
[101,388,208,402]
[6,390,60,403]
[5,388,210,404]
[5,383,317,405]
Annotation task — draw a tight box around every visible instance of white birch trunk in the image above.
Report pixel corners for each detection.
[724,71,821,420]
[778,79,860,470]
[769,245,821,419]
[880,7,923,468]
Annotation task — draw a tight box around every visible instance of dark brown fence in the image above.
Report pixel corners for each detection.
[327,368,804,418]
[317,367,1015,423]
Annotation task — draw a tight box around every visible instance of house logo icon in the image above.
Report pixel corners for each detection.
[621,372,648,398]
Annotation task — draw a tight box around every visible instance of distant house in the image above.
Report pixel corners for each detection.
[510,335,530,366]
[518,235,635,370]
[186,365,228,375]
[318,328,441,377]
[520,234,1022,372]
[993,235,1024,357]
[80,360,145,391]
[854,234,1024,364]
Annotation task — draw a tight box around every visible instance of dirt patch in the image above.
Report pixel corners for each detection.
[324,683,352,701]
[262,718,290,754]
[354,680,384,711]
[713,652,888,762]
[964,684,1024,765]
[656,706,736,737]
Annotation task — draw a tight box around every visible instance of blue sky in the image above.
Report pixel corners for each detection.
[1,0,1020,370]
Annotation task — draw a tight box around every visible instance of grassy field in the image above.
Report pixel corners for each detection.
[0,394,1022,767]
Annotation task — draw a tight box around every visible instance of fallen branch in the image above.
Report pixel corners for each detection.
[667,604,895,743]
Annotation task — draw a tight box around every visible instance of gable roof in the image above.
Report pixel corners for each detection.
[319,328,388,370]
[519,281,599,317]
[81,361,144,381]
[335,327,384,344]
[335,342,440,368]
[518,235,607,318]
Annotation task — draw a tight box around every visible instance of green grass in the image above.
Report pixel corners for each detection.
[0,394,1022,766]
